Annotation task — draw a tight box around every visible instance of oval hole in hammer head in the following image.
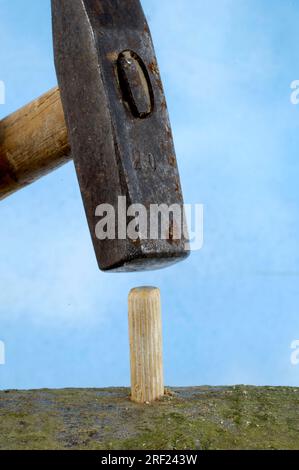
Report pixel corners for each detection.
[117,50,154,119]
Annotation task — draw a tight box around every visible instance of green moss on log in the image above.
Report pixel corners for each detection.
[0,386,298,450]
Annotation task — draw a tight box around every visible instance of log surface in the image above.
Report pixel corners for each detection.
[0,386,298,450]
[0,87,71,200]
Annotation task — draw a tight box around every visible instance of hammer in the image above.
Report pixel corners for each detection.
[0,0,189,272]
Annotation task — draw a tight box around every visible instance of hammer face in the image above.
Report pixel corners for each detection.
[52,0,190,272]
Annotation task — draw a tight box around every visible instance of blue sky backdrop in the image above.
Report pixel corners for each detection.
[1,0,299,389]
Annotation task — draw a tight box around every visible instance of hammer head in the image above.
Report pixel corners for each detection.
[52,0,189,272]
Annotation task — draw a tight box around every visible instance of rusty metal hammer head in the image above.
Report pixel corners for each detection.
[51,0,189,272]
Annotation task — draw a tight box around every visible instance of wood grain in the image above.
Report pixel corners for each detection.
[128,286,164,404]
[0,87,71,200]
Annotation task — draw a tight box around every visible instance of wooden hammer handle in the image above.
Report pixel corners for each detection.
[0,87,71,201]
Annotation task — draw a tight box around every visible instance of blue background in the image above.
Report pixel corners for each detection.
[0,0,299,389]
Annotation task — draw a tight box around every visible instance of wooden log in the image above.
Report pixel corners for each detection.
[128,286,164,404]
[0,87,71,200]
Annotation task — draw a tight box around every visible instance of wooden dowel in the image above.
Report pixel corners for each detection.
[128,287,164,404]
[0,87,71,200]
